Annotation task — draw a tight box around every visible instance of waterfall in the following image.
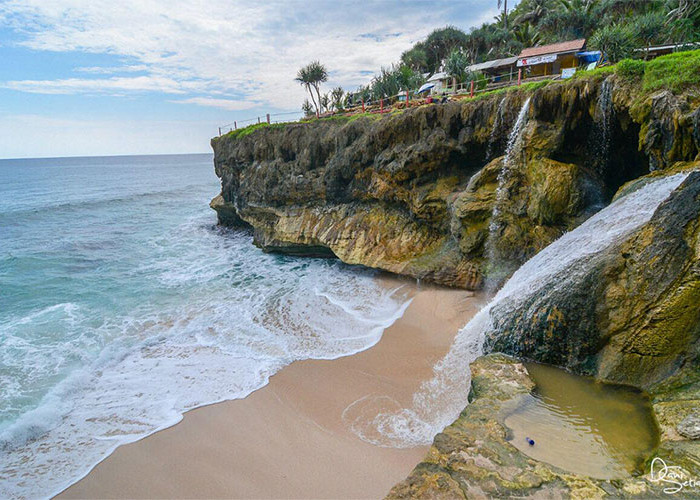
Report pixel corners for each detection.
[346,171,689,449]
[483,97,531,291]
[592,77,614,174]
[485,97,507,161]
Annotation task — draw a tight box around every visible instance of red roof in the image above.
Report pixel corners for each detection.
[519,39,586,58]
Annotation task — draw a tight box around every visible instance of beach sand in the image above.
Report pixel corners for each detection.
[59,278,481,499]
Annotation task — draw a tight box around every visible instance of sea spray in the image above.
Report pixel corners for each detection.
[483,97,531,291]
[346,172,690,448]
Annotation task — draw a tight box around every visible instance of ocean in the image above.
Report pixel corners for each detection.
[0,154,410,499]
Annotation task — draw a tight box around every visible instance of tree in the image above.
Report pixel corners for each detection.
[590,23,635,62]
[331,86,345,111]
[401,46,429,72]
[497,0,509,30]
[301,99,314,117]
[444,49,470,91]
[514,0,552,26]
[633,12,666,58]
[295,61,328,116]
[514,22,542,47]
[422,26,470,73]
[320,92,330,113]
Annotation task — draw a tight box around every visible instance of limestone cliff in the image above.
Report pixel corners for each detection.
[211,72,699,289]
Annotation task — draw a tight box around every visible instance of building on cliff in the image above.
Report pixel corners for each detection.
[517,38,587,78]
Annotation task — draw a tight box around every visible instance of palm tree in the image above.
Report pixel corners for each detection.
[515,0,551,26]
[295,61,328,116]
[558,0,599,14]
[497,0,509,30]
[514,22,542,47]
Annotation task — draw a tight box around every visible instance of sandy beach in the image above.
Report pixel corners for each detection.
[59,278,481,499]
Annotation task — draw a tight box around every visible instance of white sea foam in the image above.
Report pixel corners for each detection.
[0,213,411,499]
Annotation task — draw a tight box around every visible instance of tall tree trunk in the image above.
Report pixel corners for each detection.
[314,84,323,115]
[307,84,319,114]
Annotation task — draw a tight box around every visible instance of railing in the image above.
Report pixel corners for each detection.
[218,110,303,135]
[217,68,560,134]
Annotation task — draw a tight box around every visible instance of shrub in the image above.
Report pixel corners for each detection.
[616,59,646,79]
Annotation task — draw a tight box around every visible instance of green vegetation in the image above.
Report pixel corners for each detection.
[217,122,289,141]
[589,23,635,62]
[293,0,699,114]
[295,61,328,116]
[643,49,700,92]
[615,58,646,79]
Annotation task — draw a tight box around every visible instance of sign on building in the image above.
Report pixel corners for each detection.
[517,54,557,67]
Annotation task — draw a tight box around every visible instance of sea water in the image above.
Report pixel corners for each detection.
[0,154,411,499]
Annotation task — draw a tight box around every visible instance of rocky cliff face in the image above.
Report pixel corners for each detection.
[211,73,700,289]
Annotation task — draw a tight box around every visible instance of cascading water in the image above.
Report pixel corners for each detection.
[483,97,531,291]
[345,171,690,449]
[591,77,614,174]
[485,97,507,161]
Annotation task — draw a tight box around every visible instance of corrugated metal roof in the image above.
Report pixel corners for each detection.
[519,39,586,58]
[427,71,448,81]
[467,56,519,72]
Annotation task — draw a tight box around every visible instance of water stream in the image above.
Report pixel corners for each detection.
[350,172,689,457]
[484,97,531,291]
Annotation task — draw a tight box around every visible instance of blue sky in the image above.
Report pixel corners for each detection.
[0,0,508,158]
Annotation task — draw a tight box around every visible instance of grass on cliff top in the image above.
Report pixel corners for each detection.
[217,121,289,141]
[642,49,700,93]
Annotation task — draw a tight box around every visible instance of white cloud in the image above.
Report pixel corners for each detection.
[174,97,259,111]
[0,0,498,111]
[4,75,195,94]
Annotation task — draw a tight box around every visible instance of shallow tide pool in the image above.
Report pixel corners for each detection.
[504,362,659,479]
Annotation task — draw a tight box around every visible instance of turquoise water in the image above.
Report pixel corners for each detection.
[0,154,410,498]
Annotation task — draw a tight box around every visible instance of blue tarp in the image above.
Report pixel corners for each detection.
[576,51,602,63]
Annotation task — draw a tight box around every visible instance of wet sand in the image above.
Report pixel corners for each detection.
[59,279,481,499]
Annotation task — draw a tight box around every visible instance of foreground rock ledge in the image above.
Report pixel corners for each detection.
[387,354,700,500]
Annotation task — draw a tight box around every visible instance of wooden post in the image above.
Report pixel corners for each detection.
[234,121,237,130]
[470,80,474,98]
[518,68,522,86]
[266,113,270,124]
[406,90,409,105]
[361,100,365,113]
[380,98,383,113]
[218,127,221,136]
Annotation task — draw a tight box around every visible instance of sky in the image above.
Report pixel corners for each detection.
[0,0,507,158]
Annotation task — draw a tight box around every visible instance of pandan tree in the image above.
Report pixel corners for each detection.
[301,99,314,117]
[330,86,345,111]
[295,61,328,115]
[444,48,470,91]
[590,23,635,62]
